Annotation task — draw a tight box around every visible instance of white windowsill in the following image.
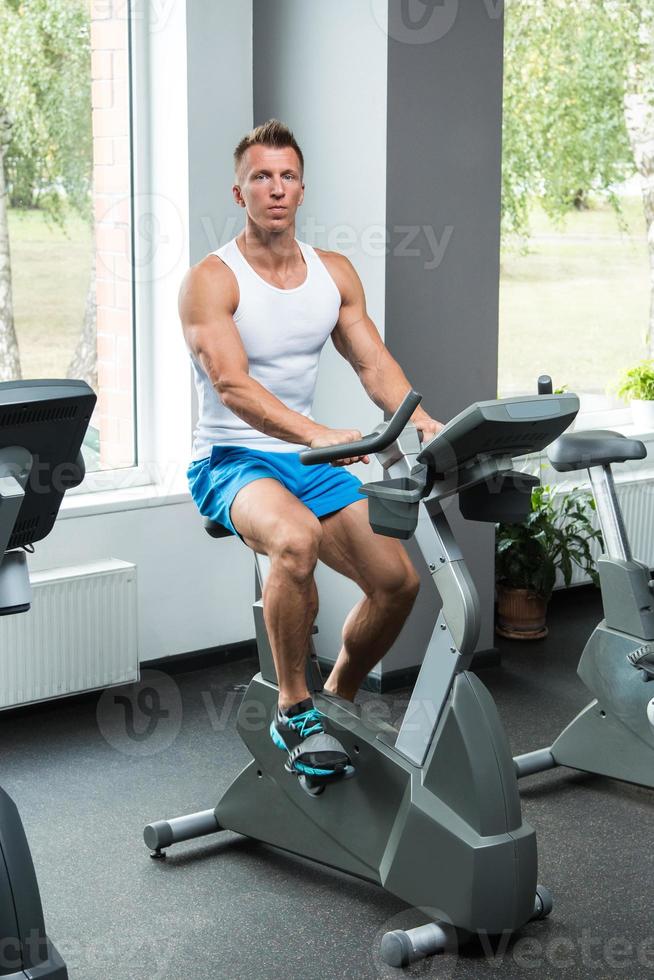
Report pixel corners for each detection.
[58,479,192,519]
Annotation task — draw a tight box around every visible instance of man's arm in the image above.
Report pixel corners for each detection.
[321,252,444,438]
[180,257,322,446]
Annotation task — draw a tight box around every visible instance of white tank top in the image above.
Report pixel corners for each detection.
[190,237,342,460]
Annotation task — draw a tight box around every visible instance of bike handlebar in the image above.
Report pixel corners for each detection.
[299,389,423,466]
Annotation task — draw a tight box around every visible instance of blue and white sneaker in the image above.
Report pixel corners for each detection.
[270,697,352,778]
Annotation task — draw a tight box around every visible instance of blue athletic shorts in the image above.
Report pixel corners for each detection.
[187,444,364,539]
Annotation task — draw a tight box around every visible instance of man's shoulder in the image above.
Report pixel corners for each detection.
[189,251,236,281]
[180,253,239,312]
[312,247,357,295]
[185,252,236,285]
[312,245,352,269]
[312,248,364,307]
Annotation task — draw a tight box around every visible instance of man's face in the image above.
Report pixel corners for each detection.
[234,144,304,231]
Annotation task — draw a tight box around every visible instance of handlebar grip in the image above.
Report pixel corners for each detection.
[299,390,422,466]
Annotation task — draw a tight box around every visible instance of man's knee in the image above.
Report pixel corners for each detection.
[269,518,323,580]
[395,566,421,604]
[405,565,421,598]
[372,561,421,604]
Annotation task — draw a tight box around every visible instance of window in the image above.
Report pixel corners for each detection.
[0,0,136,475]
[499,0,653,427]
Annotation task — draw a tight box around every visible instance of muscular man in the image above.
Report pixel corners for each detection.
[182,120,444,780]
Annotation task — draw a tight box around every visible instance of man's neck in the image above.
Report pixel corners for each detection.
[238,224,300,272]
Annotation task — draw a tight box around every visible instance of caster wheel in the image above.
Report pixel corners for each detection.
[533,883,553,919]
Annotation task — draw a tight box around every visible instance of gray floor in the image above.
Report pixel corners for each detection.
[2,586,653,979]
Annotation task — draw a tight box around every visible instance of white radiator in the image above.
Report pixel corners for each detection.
[561,479,654,589]
[0,559,139,710]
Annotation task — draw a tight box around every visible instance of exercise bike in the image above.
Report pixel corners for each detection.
[514,377,654,788]
[0,379,96,979]
[145,388,579,967]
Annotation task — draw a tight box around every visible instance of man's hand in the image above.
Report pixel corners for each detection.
[309,428,370,466]
[413,415,445,444]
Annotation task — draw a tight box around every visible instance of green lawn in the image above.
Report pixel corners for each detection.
[7,209,92,380]
[498,196,649,399]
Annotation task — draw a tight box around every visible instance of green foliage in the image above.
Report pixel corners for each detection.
[496,484,603,599]
[0,0,92,222]
[502,0,654,245]
[616,359,654,401]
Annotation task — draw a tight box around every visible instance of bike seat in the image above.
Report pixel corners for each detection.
[203,517,233,538]
[547,429,646,473]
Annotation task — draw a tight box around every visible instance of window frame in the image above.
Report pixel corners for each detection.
[68,0,192,502]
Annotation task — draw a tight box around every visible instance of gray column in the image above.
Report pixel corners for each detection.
[383,1,504,666]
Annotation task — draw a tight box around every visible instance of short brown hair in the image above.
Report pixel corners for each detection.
[234,119,304,182]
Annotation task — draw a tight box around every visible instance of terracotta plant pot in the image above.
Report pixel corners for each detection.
[495,586,549,640]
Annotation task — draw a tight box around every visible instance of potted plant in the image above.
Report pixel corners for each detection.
[616,360,654,429]
[495,484,603,640]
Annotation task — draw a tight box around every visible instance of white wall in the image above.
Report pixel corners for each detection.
[28,499,254,663]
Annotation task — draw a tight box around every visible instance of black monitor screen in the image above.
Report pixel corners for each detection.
[0,380,96,551]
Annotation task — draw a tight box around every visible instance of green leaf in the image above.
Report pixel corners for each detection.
[495,468,602,596]
[502,0,649,243]
[0,0,92,222]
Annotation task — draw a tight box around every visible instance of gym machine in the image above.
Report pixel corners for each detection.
[514,377,654,788]
[0,379,96,979]
[145,388,582,966]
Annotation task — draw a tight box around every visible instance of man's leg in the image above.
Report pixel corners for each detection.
[230,478,323,711]
[317,499,421,701]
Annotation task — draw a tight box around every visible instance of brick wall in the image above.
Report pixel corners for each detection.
[91,1,134,469]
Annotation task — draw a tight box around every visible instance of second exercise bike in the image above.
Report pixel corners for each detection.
[514,377,654,788]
